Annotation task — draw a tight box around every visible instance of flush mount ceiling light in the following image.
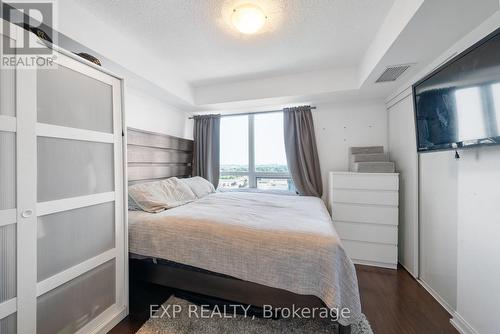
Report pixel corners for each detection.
[231,4,267,34]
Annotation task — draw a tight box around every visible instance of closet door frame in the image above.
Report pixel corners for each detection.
[1,20,128,333]
[0,21,22,332]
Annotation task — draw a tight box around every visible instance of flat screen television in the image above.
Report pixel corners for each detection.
[413,27,500,152]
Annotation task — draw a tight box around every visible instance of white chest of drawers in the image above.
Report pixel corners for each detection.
[329,172,399,269]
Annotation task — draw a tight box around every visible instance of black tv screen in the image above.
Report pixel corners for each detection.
[414,28,500,152]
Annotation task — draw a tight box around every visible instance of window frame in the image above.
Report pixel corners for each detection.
[219,113,293,191]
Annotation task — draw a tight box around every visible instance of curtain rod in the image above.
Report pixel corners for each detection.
[188,106,317,119]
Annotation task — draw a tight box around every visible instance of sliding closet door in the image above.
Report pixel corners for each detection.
[2,22,125,333]
[0,24,21,334]
[33,52,125,334]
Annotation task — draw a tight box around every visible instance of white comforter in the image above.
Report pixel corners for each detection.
[128,191,361,325]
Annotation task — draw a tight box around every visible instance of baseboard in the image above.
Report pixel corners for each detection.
[450,312,479,334]
[74,304,128,334]
[416,280,480,334]
[416,279,455,316]
[352,259,397,269]
[94,306,128,334]
[398,262,417,278]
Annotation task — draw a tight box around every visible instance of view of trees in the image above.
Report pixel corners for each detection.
[220,164,288,173]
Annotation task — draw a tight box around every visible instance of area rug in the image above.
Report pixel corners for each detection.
[137,296,373,334]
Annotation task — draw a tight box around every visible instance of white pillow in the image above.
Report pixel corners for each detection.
[179,177,216,198]
[128,177,197,213]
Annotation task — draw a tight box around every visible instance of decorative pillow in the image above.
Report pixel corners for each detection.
[179,176,216,198]
[128,177,197,213]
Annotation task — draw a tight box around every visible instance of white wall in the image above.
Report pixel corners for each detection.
[57,0,194,106]
[194,67,358,105]
[50,1,193,139]
[125,85,191,138]
[419,151,458,311]
[313,99,388,205]
[454,146,500,334]
[387,91,419,277]
[387,90,458,302]
[386,10,500,334]
[387,90,500,334]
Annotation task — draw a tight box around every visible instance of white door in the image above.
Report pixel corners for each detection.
[1,22,126,334]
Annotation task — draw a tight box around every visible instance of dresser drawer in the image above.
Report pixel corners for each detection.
[330,173,398,191]
[342,240,398,265]
[332,189,398,206]
[332,203,398,225]
[335,221,398,245]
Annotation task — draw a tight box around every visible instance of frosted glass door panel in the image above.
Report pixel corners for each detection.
[37,66,113,132]
[37,260,115,334]
[0,224,16,303]
[0,313,16,334]
[37,137,114,202]
[37,202,115,281]
[0,132,15,210]
[0,35,15,117]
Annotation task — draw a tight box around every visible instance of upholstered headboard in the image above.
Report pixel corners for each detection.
[127,127,193,185]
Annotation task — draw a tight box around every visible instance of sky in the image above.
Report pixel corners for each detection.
[220,112,288,166]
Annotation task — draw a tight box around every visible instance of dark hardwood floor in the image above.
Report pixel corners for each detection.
[110,278,174,334]
[109,265,458,334]
[356,265,457,334]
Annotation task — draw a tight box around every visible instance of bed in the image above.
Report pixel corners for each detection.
[126,128,361,333]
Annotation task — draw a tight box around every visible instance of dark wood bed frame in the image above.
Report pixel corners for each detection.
[127,127,352,334]
[130,258,351,334]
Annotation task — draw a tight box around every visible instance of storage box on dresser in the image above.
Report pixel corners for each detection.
[329,172,399,269]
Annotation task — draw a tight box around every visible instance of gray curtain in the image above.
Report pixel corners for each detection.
[192,114,221,187]
[283,106,323,197]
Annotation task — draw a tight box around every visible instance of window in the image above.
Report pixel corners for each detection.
[455,87,486,141]
[219,115,249,189]
[219,112,295,192]
[492,83,500,134]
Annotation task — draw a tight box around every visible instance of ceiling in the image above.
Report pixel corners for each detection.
[64,0,500,111]
[73,0,395,85]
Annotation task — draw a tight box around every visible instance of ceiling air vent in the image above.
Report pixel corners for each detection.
[375,64,412,83]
